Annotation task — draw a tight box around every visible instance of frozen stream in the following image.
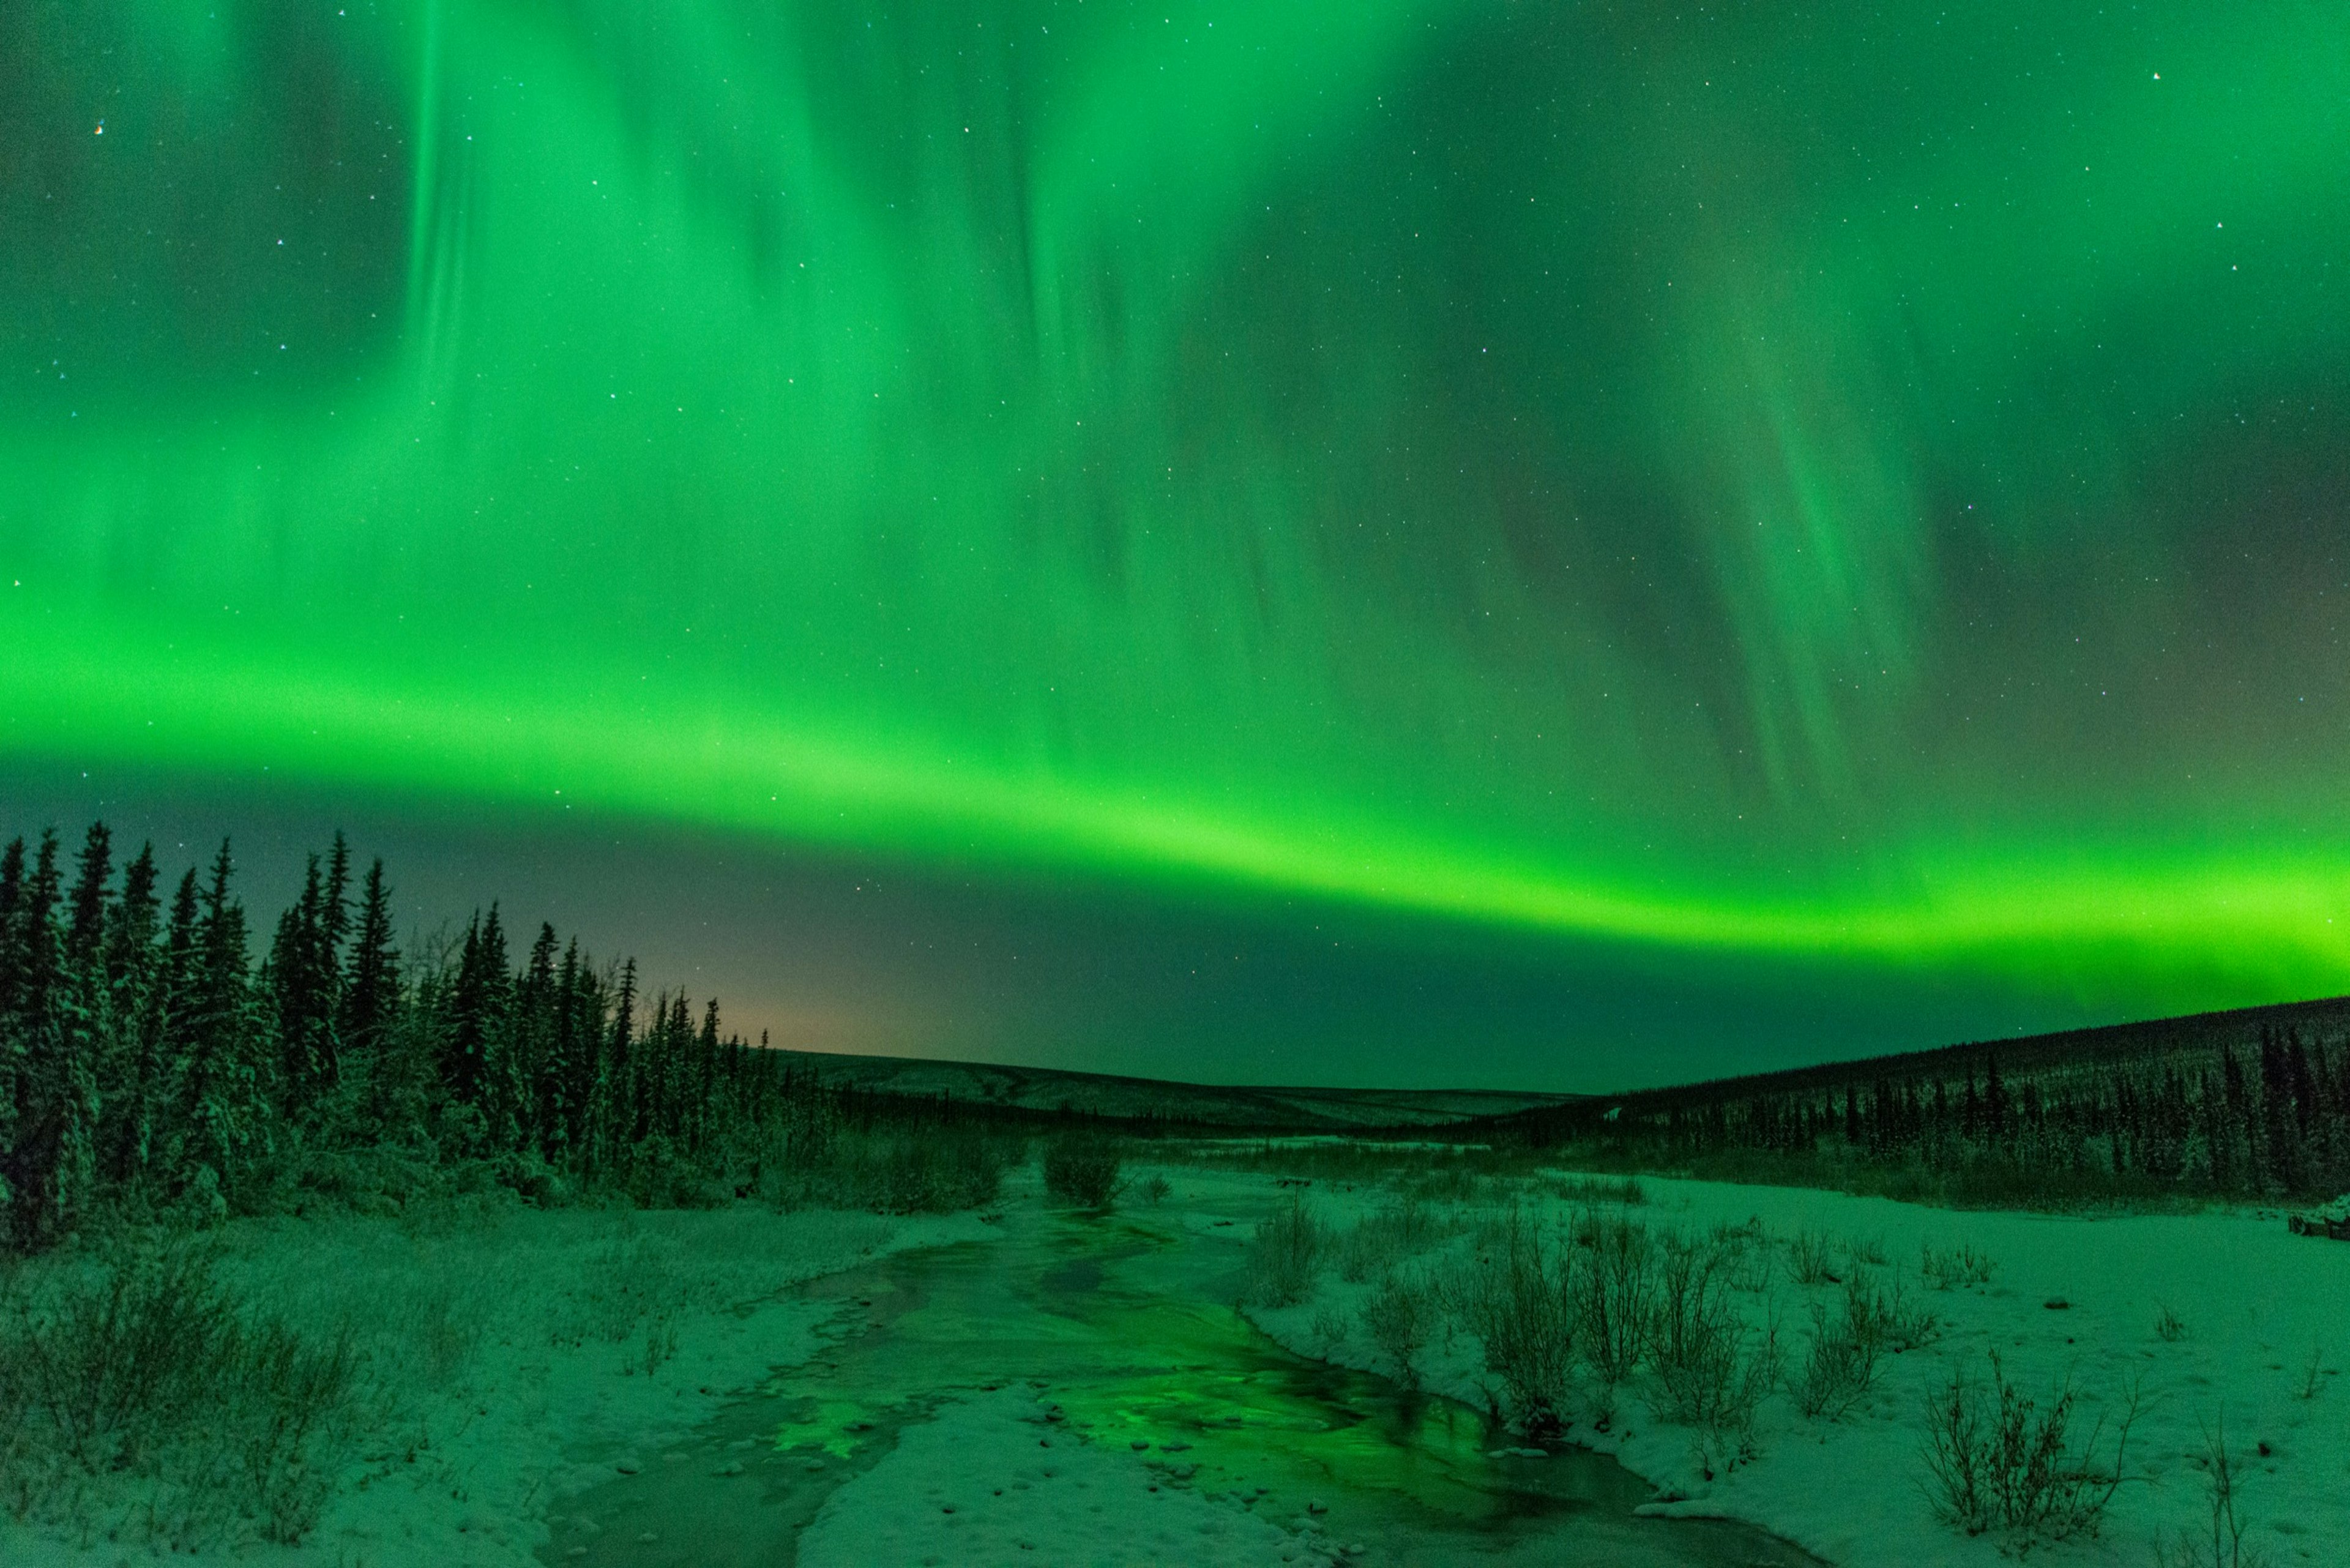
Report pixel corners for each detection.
[543,1204,1818,1566]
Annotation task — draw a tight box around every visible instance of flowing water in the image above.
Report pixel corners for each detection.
[542,1205,1818,1566]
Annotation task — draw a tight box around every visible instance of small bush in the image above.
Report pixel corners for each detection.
[1842,1234,1890,1268]
[1881,1277,1944,1353]
[558,1225,684,1350]
[1311,1301,1352,1351]
[2154,1415,2264,1568]
[1551,1174,1646,1207]
[1792,1274,1886,1420]
[1450,1208,1575,1433]
[1920,1242,1998,1291]
[1920,1351,2136,1545]
[0,1238,364,1546]
[1043,1136,1125,1208]
[636,1310,681,1378]
[1335,1196,1443,1283]
[1712,1220,1775,1293]
[1649,1233,1780,1448]
[1786,1227,1840,1285]
[1135,1173,1173,1205]
[2155,1302,2189,1342]
[1244,1196,1328,1307]
[1573,1210,1655,1387]
[1362,1269,1433,1389]
[764,1126,1013,1214]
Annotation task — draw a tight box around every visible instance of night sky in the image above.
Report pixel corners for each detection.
[4,2,2346,1089]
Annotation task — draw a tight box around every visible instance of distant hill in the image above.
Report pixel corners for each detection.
[780,993,2350,1141]
[774,1048,1583,1130]
[1474,993,2350,1141]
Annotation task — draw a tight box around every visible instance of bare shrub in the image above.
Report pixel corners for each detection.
[1135,1173,1173,1205]
[1710,1219,1775,1293]
[0,1240,241,1469]
[1042,1135,1124,1208]
[764,1123,1012,1213]
[1920,1242,1998,1291]
[0,1238,364,1546]
[1335,1197,1441,1283]
[1551,1174,1646,1207]
[1842,1234,1890,1268]
[1881,1277,1944,1353]
[1786,1227,1840,1285]
[1450,1207,1575,1433]
[1649,1233,1781,1450]
[2296,1343,2325,1401]
[1573,1210,1655,1388]
[2154,1414,2265,1568]
[1362,1269,1433,1389]
[2155,1302,2188,1343]
[636,1309,681,1378]
[1792,1273,1886,1419]
[558,1225,685,1348]
[1244,1196,1329,1307]
[1920,1351,2137,1544]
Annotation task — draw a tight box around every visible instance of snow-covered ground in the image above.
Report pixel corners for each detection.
[1222,1163,2350,1567]
[0,1199,998,1568]
[7,1162,2341,1567]
[795,1387,1300,1567]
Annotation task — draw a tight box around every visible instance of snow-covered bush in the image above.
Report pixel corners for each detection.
[1572,1209,1655,1387]
[1448,1206,1575,1432]
[1335,1195,1443,1282]
[1919,1241,1997,1290]
[1360,1268,1433,1389]
[1786,1226,1838,1284]
[1042,1135,1124,1209]
[1919,1350,2136,1545]
[0,1237,362,1546]
[1243,1195,1328,1306]
[2154,1416,2264,1568]
[1792,1272,1887,1419]
[1649,1232,1780,1447]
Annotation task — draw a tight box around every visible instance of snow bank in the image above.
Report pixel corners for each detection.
[1217,1165,2350,1567]
[1,1201,998,1568]
[797,1387,1321,1568]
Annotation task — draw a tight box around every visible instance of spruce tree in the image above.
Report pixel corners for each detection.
[555,941,600,1165]
[1,833,70,1245]
[269,854,344,1124]
[603,959,638,1163]
[101,845,164,1190]
[515,922,561,1157]
[62,822,112,972]
[0,837,25,1216]
[177,842,265,1209]
[45,824,113,1239]
[338,859,401,1060]
[446,906,515,1147]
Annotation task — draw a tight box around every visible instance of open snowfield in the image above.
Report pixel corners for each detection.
[4,1159,2341,1567]
[0,1198,997,1568]
[1214,1162,2350,1567]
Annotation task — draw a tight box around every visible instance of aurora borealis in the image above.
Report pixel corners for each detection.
[4,1,2348,1085]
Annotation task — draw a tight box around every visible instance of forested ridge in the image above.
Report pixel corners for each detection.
[0,820,985,1255]
[1498,998,2350,1205]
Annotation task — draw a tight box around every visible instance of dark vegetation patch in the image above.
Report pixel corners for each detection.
[1470,997,2350,1210]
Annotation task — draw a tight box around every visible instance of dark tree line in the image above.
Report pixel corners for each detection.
[1519,1028,2350,1204]
[0,821,837,1253]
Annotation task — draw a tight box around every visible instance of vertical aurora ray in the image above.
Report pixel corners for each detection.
[4,0,2348,1051]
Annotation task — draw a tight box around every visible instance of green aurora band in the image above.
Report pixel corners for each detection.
[6,1,2349,1033]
